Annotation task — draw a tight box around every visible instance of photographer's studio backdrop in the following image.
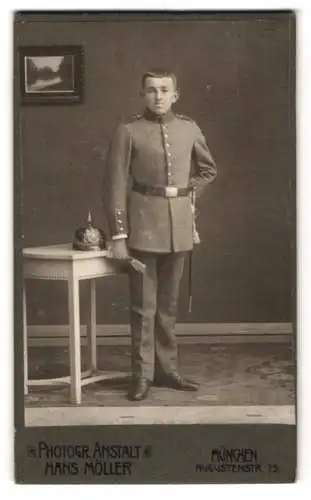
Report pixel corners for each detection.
[17,15,295,345]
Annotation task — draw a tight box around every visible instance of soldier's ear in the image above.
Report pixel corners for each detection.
[172,90,180,103]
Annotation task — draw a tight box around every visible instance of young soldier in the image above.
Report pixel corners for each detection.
[103,69,217,401]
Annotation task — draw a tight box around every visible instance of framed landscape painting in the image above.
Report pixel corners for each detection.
[19,45,84,104]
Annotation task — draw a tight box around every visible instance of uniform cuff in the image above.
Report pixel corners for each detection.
[111,234,128,240]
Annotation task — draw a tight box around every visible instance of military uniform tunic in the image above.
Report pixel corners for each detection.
[103,109,217,380]
[104,109,217,252]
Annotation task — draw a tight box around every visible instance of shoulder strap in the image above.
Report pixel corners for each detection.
[126,112,143,123]
[175,113,195,123]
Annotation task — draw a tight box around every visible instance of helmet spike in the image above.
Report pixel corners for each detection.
[87,209,92,225]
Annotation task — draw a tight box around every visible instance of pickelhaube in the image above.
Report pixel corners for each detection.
[73,210,106,251]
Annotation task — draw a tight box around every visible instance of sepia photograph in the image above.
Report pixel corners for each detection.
[14,11,296,483]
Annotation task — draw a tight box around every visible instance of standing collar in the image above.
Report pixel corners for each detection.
[143,109,175,123]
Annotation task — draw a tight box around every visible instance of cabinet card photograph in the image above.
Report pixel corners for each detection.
[14,11,296,484]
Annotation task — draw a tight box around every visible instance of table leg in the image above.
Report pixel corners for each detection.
[68,274,82,404]
[23,282,28,396]
[87,279,97,372]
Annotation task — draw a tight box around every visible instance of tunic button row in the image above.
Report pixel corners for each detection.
[162,126,173,181]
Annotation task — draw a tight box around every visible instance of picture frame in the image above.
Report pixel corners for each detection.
[18,45,84,105]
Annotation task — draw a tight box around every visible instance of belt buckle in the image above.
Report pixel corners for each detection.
[165,186,178,198]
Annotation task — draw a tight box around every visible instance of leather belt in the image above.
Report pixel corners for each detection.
[132,180,191,198]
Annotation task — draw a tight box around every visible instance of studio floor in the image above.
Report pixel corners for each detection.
[24,341,296,426]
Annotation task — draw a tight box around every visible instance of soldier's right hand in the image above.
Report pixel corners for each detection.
[111,239,130,260]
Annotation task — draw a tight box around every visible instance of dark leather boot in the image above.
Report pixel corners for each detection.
[128,377,151,401]
[154,371,199,391]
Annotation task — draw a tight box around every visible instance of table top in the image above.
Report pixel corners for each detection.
[23,243,113,261]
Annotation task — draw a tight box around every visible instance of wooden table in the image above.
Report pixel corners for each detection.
[23,243,128,404]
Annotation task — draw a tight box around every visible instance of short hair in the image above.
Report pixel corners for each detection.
[141,69,178,90]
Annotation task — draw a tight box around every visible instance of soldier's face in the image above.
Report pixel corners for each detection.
[142,77,178,115]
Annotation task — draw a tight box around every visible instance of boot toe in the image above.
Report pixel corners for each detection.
[128,377,151,401]
[154,372,199,391]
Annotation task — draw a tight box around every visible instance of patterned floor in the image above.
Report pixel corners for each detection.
[25,342,295,407]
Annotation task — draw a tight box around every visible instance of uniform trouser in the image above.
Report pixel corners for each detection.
[128,250,186,381]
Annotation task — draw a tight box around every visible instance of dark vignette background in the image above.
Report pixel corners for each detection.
[16,12,295,326]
